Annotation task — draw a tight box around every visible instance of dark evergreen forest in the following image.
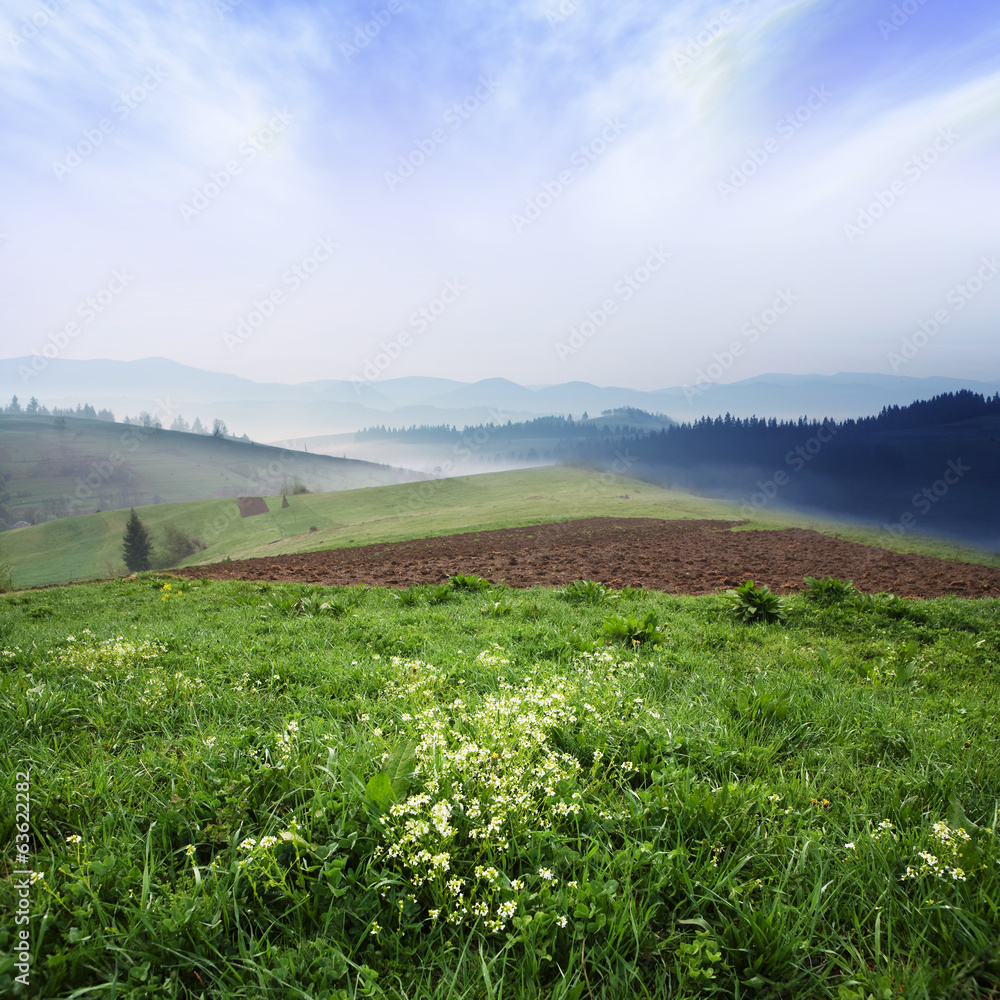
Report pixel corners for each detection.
[575,390,1000,545]
[359,392,999,545]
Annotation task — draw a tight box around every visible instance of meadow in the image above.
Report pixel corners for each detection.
[0,414,420,529]
[5,466,998,589]
[1,571,998,998]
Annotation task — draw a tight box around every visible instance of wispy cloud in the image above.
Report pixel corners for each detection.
[1,0,997,387]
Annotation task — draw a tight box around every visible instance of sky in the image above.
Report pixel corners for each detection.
[2,0,999,392]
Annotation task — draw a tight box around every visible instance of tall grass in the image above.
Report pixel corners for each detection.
[1,576,998,998]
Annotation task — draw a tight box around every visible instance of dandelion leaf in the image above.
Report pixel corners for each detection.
[382,742,417,797]
[365,772,395,811]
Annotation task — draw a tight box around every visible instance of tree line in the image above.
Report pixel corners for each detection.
[1,397,250,440]
[354,412,662,445]
[2,396,115,420]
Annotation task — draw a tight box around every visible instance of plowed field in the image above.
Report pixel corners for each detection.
[175,518,1000,597]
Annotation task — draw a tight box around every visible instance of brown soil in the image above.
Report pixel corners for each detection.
[174,517,1000,598]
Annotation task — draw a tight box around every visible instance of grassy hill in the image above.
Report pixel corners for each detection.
[4,465,998,589]
[2,574,998,997]
[0,413,425,524]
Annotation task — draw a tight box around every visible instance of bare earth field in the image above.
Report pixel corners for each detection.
[175,517,1000,597]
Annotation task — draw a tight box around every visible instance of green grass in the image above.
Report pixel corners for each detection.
[2,575,999,998]
[5,465,999,589]
[0,413,422,523]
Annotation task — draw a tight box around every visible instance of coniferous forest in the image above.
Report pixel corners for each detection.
[572,390,1000,545]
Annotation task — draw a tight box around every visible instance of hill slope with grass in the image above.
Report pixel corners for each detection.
[0,413,425,525]
[4,466,998,589]
[1,574,997,997]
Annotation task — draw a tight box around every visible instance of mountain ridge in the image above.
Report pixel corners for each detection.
[3,357,998,441]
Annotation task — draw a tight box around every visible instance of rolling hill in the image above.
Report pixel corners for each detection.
[0,413,426,525]
[4,466,997,589]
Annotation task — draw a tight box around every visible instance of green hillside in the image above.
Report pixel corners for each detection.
[3,574,999,998]
[4,465,997,589]
[0,413,424,525]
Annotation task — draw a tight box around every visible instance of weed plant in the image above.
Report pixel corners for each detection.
[559,580,613,605]
[600,610,667,646]
[803,576,856,606]
[728,579,789,625]
[1,577,998,998]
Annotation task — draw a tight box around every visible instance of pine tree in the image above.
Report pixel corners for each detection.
[122,508,152,572]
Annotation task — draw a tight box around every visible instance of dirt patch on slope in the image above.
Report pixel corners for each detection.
[174,518,1000,598]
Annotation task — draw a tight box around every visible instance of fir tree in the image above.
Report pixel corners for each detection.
[122,508,152,572]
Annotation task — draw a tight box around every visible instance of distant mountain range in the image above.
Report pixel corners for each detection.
[2,357,998,442]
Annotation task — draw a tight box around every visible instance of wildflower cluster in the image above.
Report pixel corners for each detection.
[160,582,184,601]
[247,720,301,770]
[54,633,166,675]
[570,648,658,721]
[371,648,645,933]
[138,669,205,708]
[390,656,452,706]
[476,645,510,668]
[45,633,186,707]
[236,818,310,902]
[903,821,979,883]
[871,818,898,844]
[378,678,580,929]
[232,670,260,693]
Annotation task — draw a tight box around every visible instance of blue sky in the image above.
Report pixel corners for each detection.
[2,0,998,390]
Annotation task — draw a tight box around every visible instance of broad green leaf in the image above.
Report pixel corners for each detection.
[382,743,416,797]
[365,772,395,810]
